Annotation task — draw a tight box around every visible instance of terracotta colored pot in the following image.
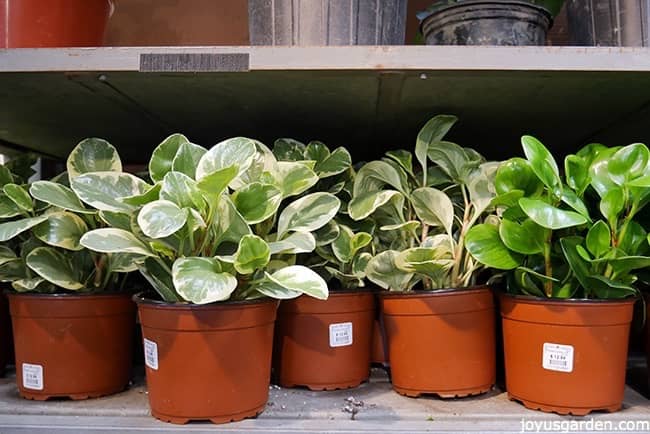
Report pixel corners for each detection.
[0,0,113,48]
[274,290,374,390]
[8,292,135,400]
[501,293,635,415]
[380,287,496,398]
[370,290,388,365]
[135,294,278,424]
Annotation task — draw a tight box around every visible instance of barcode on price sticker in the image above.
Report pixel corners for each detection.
[22,363,43,390]
[542,343,574,373]
[329,322,353,347]
[144,338,159,370]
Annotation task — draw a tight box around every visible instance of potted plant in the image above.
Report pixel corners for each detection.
[270,139,376,390]
[418,0,565,46]
[348,114,497,397]
[465,137,649,415]
[79,134,340,424]
[0,139,136,400]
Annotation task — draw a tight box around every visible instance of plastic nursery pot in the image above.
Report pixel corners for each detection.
[500,293,636,415]
[273,290,375,390]
[380,287,496,398]
[421,0,552,46]
[370,289,389,365]
[8,292,135,400]
[0,0,113,48]
[135,293,278,424]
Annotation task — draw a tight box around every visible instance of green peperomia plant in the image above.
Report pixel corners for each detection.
[78,134,342,304]
[0,142,136,293]
[465,136,650,299]
[273,139,373,289]
[347,114,499,291]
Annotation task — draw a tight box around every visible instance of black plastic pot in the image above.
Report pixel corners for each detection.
[421,0,552,46]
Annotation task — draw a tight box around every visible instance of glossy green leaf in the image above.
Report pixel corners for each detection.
[561,188,591,219]
[120,183,161,207]
[599,188,624,226]
[588,275,637,299]
[196,165,238,198]
[149,133,190,182]
[233,235,270,274]
[256,265,328,300]
[138,257,180,302]
[29,181,92,214]
[276,161,319,197]
[608,143,649,185]
[332,225,372,264]
[67,138,122,179]
[232,182,282,225]
[160,171,206,210]
[519,197,588,229]
[171,141,207,179]
[273,138,306,161]
[172,257,237,304]
[0,165,13,187]
[415,114,457,185]
[348,190,402,221]
[214,196,252,244]
[314,147,352,178]
[3,184,32,212]
[195,137,257,182]
[365,250,414,291]
[559,236,591,291]
[0,194,22,218]
[80,228,154,256]
[585,220,610,258]
[277,192,340,238]
[512,268,545,298]
[268,231,316,254]
[494,157,543,196]
[410,187,454,235]
[0,215,48,241]
[71,172,150,213]
[521,135,561,191]
[619,221,647,255]
[589,147,619,197]
[137,200,187,239]
[499,218,545,255]
[26,247,84,290]
[465,224,522,270]
[33,212,87,250]
[98,211,132,231]
[565,154,589,194]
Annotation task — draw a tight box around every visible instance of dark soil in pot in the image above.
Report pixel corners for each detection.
[273,290,375,390]
[380,286,496,398]
[8,292,135,400]
[135,293,278,424]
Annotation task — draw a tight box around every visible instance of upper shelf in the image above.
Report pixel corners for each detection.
[2,46,650,162]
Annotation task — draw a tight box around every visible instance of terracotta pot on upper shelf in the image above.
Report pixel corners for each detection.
[0,0,113,48]
[9,292,135,400]
[273,289,375,390]
[380,286,496,398]
[500,293,636,415]
[135,294,278,424]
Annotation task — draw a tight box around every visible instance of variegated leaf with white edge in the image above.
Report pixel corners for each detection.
[277,192,340,238]
[120,183,161,207]
[160,171,206,211]
[365,250,414,291]
[195,137,257,183]
[109,253,144,273]
[171,141,207,180]
[80,228,155,257]
[71,172,150,213]
[0,215,48,241]
[410,187,454,236]
[348,190,403,221]
[230,141,279,190]
[214,196,252,244]
[0,194,23,218]
[12,277,46,292]
[149,133,190,182]
[33,212,88,250]
[3,184,32,212]
[256,265,328,300]
[26,247,84,290]
[232,182,282,224]
[233,234,270,274]
[268,231,316,254]
[138,200,188,239]
[29,181,93,214]
[99,211,132,231]
[67,138,122,180]
[314,146,352,178]
[172,257,238,304]
[275,161,319,197]
[0,245,18,266]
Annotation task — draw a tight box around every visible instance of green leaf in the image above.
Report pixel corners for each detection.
[29,181,92,214]
[196,137,257,182]
[519,197,588,229]
[232,182,282,225]
[589,147,620,197]
[137,200,188,239]
[233,235,270,274]
[426,141,481,184]
[33,212,88,250]
[600,188,624,227]
[109,253,143,273]
[149,133,190,182]
[608,143,649,185]
[386,150,414,177]
[171,141,207,180]
[67,138,122,179]
[0,215,48,241]
[395,247,454,286]
[314,220,340,246]
[268,231,316,254]
[588,275,637,299]
[415,114,457,185]
[410,187,454,235]
[80,228,154,256]
[348,190,402,221]
[0,165,14,187]
[499,218,545,255]
[304,141,330,164]
[172,257,238,304]
[71,172,150,213]
[99,211,132,231]
[354,160,408,196]
[3,184,32,212]
[120,183,162,207]
[256,265,328,300]
[352,252,372,277]
[0,194,22,218]
[276,161,319,197]
[138,257,180,302]
[196,165,238,198]
[465,224,522,270]
[26,247,84,290]
[277,192,340,238]
[0,246,18,266]
[521,135,561,192]
[495,157,543,196]
[12,277,46,292]
[380,220,421,233]
[214,196,252,244]
[512,268,545,297]
[586,220,611,258]
[619,221,647,255]
[273,138,306,161]
[314,147,352,178]
[365,250,414,291]
[332,225,372,264]
[561,189,591,220]
[160,171,206,210]
[565,154,589,194]
[559,236,591,291]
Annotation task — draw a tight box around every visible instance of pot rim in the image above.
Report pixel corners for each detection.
[133,291,278,310]
[424,0,550,15]
[499,291,639,305]
[6,291,132,300]
[379,285,491,299]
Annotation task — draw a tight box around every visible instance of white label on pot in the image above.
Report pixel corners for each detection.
[329,322,353,348]
[22,363,43,390]
[144,338,159,370]
[542,343,574,373]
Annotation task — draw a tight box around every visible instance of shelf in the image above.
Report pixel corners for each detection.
[3,46,650,162]
[0,368,648,433]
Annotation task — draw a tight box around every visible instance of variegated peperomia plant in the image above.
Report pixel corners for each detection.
[347,114,499,291]
[0,143,135,292]
[77,134,341,304]
[273,139,373,289]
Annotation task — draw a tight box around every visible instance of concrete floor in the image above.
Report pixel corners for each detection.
[0,367,647,433]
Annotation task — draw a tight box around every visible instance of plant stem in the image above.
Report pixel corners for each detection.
[543,229,553,297]
[451,185,471,287]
